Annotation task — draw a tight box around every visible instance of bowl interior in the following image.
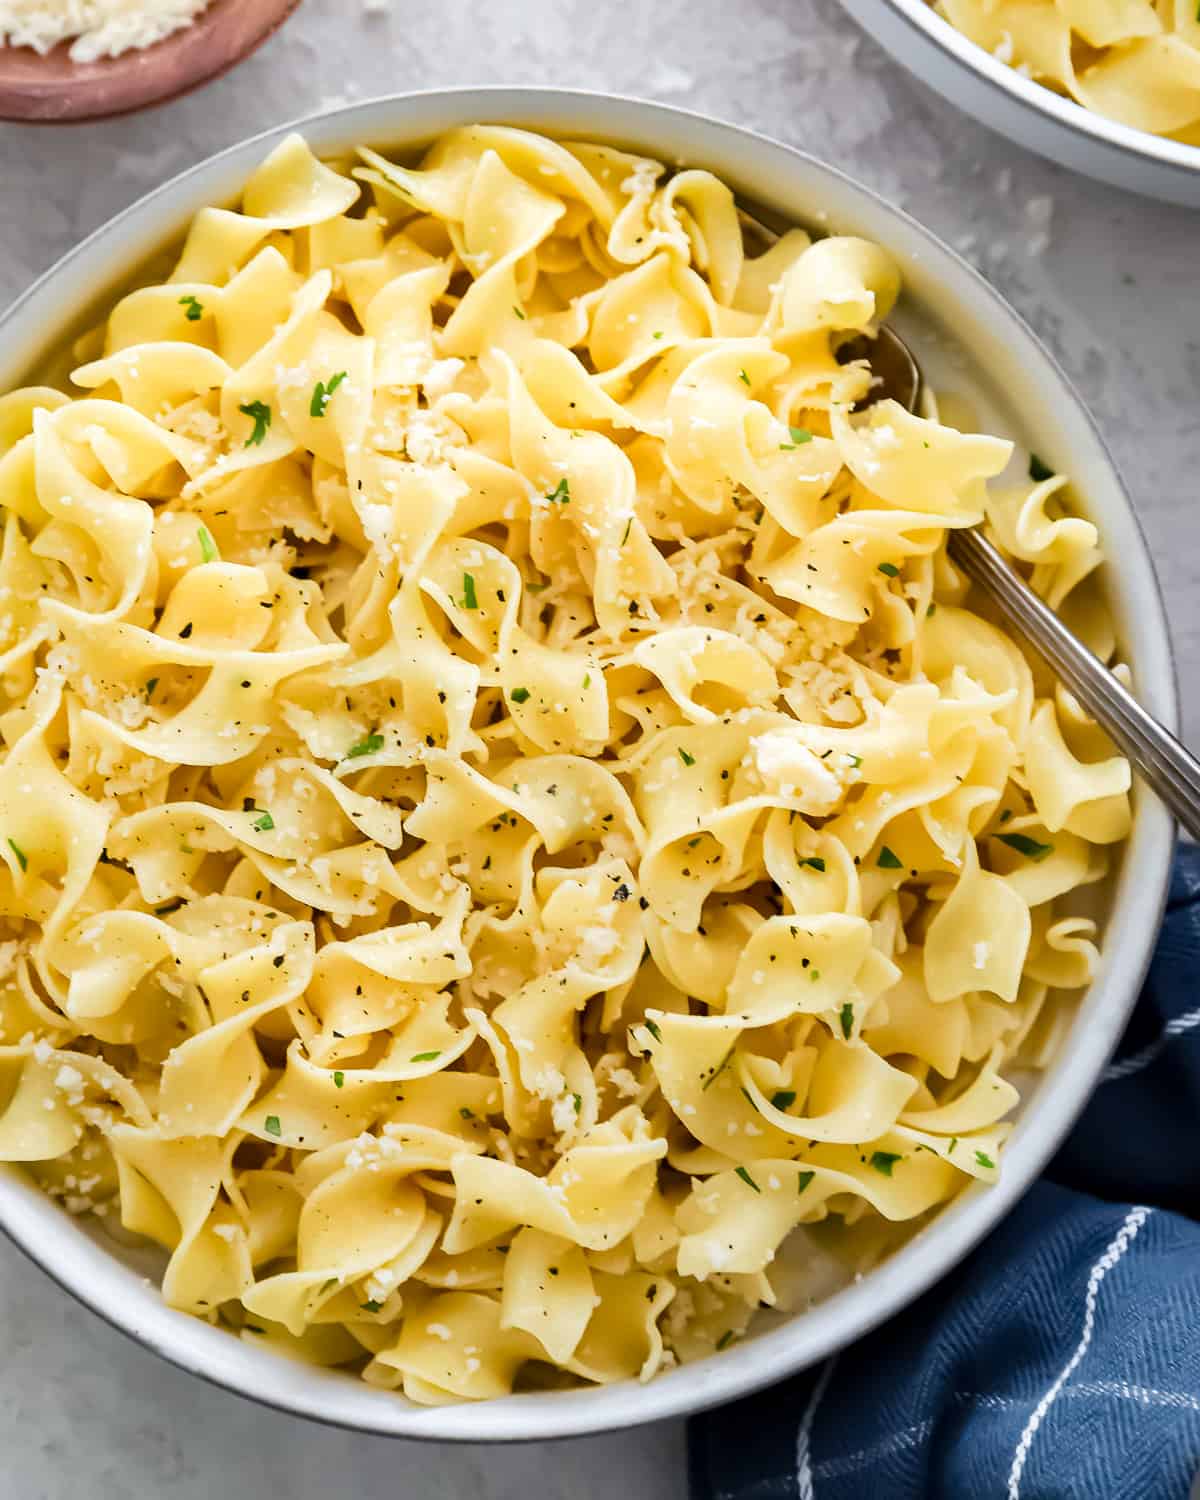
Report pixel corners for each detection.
[0,88,1177,1441]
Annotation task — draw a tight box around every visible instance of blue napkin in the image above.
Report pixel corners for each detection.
[689,845,1200,1500]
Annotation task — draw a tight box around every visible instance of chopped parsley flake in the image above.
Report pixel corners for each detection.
[877,846,904,870]
[1029,453,1054,483]
[572,1092,582,1115]
[361,1299,383,1312]
[333,1071,344,1089]
[197,525,218,564]
[770,1089,797,1110]
[264,1115,282,1138]
[621,516,632,546]
[788,426,813,445]
[310,371,348,418]
[411,1050,442,1063]
[643,1018,662,1043]
[513,305,526,320]
[878,562,899,577]
[734,1165,761,1193]
[738,369,751,386]
[459,1106,474,1120]
[6,838,27,872]
[798,856,826,872]
[583,673,591,689]
[975,1149,996,1169]
[461,571,478,610]
[545,477,571,505]
[839,1001,854,1040]
[848,754,862,769]
[716,1329,735,1350]
[238,400,272,447]
[678,747,696,766]
[178,294,204,321]
[797,1169,815,1195]
[510,686,531,704]
[346,732,384,758]
[869,1150,902,1176]
[145,677,159,698]
[653,330,664,340]
[997,831,1054,861]
[251,810,275,832]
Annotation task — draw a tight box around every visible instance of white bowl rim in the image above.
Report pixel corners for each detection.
[0,85,1178,1443]
[876,0,1200,178]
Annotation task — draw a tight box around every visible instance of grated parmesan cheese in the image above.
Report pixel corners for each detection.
[0,0,211,64]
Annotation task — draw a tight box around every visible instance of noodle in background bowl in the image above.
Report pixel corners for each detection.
[837,0,1200,208]
[0,88,1177,1441]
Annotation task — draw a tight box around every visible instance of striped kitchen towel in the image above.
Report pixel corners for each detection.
[689,844,1200,1500]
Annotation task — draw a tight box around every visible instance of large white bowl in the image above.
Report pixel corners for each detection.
[840,0,1200,208]
[0,88,1177,1441]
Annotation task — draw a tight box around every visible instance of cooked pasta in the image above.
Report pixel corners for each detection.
[932,0,1200,143]
[0,127,1131,1402]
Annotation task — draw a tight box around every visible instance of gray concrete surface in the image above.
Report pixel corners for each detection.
[1,0,1196,1495]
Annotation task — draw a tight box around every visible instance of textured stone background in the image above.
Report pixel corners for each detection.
[1,1,1196,1494]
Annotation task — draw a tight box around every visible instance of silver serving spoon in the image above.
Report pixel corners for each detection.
[734,203,1199,838]
[862,322,1200,841]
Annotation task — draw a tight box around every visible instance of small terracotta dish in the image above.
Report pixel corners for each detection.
[0,0,301,123]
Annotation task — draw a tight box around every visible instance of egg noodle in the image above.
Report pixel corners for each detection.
[0,127,1132,1402]
[931,0,1200,143]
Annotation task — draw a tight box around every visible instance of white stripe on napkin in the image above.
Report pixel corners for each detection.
[795,1354,837,1499]
[1103,1005,1200,1082]
[1006,1206,1151,1499]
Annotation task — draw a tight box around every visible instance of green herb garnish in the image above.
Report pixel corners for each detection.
[411,1050,441,1063]
[839,1001,854,1040]
[716,1329,735,1350]
[734,1165,761,1193]
[333,1071,344,1089]
[310,371,348,418]
[1029,453,1054,483]
[545,477,571,505]
[997,831,1054,861]
[678,747,696,767]
[797,1169,814,1195]
[869,1150,902,1176]
[877,846,903,870]
[264,1115,282,1138]
[643,1018,662,1043]
[510,686,531,704]
[513,305,526,320]
[975,1149,996,1169]
[459,1106,474,1120]
[346,732,384,758]
[572,1092,582,1115]
[878,562,899,577]
[788,426,813,445]
[737,369,751,386]
[361,1299,383,1312]
[462,571,478,610]
[6,838,27,872]
[251,810,274,832]
[798,856,826,873]
[770,1089,797,1110]
[178,294,204,321]
[197,525,218,564]
[145,677,159,698]
[621,517,632,546]
[238,400,272,447]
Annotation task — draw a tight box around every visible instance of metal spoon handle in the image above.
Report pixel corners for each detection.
[948,527,1200,841]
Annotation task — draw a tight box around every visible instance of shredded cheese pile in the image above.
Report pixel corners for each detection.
[0,0,210,63]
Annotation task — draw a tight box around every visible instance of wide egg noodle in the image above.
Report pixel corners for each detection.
[0,126,1129,1401]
